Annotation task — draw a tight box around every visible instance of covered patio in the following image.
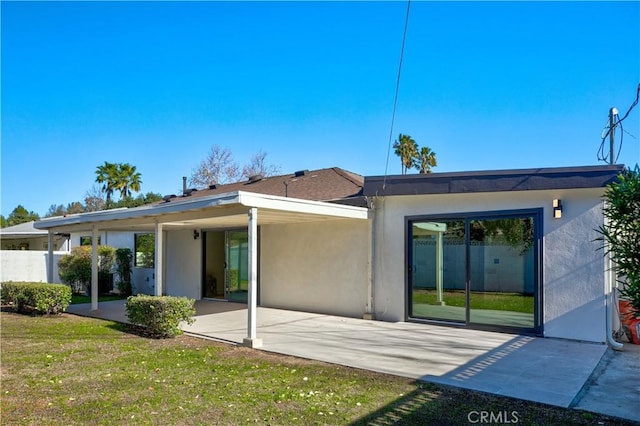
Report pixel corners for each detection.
[67,299,608,410]
[35,191,370,348]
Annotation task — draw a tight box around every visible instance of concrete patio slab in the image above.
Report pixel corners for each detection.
[66,300,639,422]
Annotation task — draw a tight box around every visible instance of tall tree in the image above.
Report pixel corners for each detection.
[7,205,40,226]
[84,185,106,212]
[241,149,281,179]
[1,215,7,228]
[189,145,240,187]
[415,146,438,174]
[45,204,67,218]
[66,201,85,214]
[95,161,120,206]
[393,134,418,174]
[115,163,142,199]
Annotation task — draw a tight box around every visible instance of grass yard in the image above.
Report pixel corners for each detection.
[413,289,534,314]
[1,312,632,426]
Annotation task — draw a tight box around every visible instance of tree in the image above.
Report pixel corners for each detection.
[45,204,66,218]
[113,192,163,209]
[0,215,7,228]
[7,205,40,226]
[84,185,106,212]
[415,146,438,174]
[66,201,85,215]
[189,145,240,187]
[393,134,419,174]
[95,161,120,206]
[116,163,142,199]
[596,167,640,318]
[241,149,281,179]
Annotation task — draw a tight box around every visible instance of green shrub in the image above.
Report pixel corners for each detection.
[58,245,117,295]
[125,295,196,338]
[0,282,72,315]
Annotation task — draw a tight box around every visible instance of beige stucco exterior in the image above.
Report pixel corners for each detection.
[260,219,370,318]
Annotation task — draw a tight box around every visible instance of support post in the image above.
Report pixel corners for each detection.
[91,227,99,311]
[155,222,164,296]
[436,231,445,305]
[243,207,262,348]
[47,231,54,283]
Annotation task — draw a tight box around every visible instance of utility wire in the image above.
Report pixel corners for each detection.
[382,0,411,192]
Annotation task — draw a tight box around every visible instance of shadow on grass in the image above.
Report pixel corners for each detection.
[349,381,628,426]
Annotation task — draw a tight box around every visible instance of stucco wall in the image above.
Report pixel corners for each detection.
[0,250,66,283]
[165,229,201,300]
[372,188,607,343]
[260,219,370,318]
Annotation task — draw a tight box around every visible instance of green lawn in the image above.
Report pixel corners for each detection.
[1,312,629,425]
[71,294,127,305]
[413,289,535,314]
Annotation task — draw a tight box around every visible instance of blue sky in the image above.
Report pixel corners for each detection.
[2,1,639,217]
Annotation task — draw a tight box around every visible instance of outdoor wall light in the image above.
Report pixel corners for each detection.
[193,230,200,240]
[553,199,563,219]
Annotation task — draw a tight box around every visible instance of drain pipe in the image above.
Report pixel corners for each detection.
[605,207,624,350]
[363,196,376,320]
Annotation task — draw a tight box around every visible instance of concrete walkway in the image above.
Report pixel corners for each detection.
[67,300,639,423]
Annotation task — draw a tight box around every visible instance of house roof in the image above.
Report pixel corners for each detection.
[0,221,46,237]
[180,167,364,203]
[363,164,625,196]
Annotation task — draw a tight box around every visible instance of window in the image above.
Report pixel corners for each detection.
[408,210,541,333]
[80,236,101,246]
[135,233,155,268]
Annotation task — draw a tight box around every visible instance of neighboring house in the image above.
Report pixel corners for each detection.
[0,221,69,283]
[34,164,623,347]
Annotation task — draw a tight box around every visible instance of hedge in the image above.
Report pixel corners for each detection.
[125,295,196,338]
[1,282,72,315]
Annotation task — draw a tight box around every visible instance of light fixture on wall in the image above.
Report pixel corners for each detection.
[553,199,563,219]
[193,230,200,240]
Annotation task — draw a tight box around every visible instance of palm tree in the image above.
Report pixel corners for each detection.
[393,134,418,174]
[95,161,120,206]
[415,146,437,174]
[116,163,142,199]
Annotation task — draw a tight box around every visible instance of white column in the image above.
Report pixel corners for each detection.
[243,207,262,348]
[155,222,164,296]
[47,231,54,283]
[91,226,99,311]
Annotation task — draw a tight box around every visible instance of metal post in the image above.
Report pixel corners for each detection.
[155,222,164,296]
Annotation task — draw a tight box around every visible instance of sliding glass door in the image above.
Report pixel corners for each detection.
[409,211,540,333]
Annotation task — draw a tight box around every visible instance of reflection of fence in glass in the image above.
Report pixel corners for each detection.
[412,238,534,293]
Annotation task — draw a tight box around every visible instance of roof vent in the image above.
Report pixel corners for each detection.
[183,188,198,196]
[294,169,309,177]
[208,184,217,190]
[248,174,263,183]
[162,194,177,202]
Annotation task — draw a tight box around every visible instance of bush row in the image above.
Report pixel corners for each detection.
[125,295,196,338]
[1,282,72,315]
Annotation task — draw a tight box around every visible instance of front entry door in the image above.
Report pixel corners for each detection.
[202,230,249,303]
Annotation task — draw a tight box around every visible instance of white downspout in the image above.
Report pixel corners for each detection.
[363,197,375,320]
[604,204,623,350]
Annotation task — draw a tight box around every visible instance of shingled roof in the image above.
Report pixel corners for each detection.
[179,167,364,203]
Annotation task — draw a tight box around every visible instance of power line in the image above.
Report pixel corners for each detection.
[382,0,411,192]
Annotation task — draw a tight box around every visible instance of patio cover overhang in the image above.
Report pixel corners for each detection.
[35,191,369,347]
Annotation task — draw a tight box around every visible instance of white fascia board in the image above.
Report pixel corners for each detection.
[237,191,369,220]
[34,192,242,230]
